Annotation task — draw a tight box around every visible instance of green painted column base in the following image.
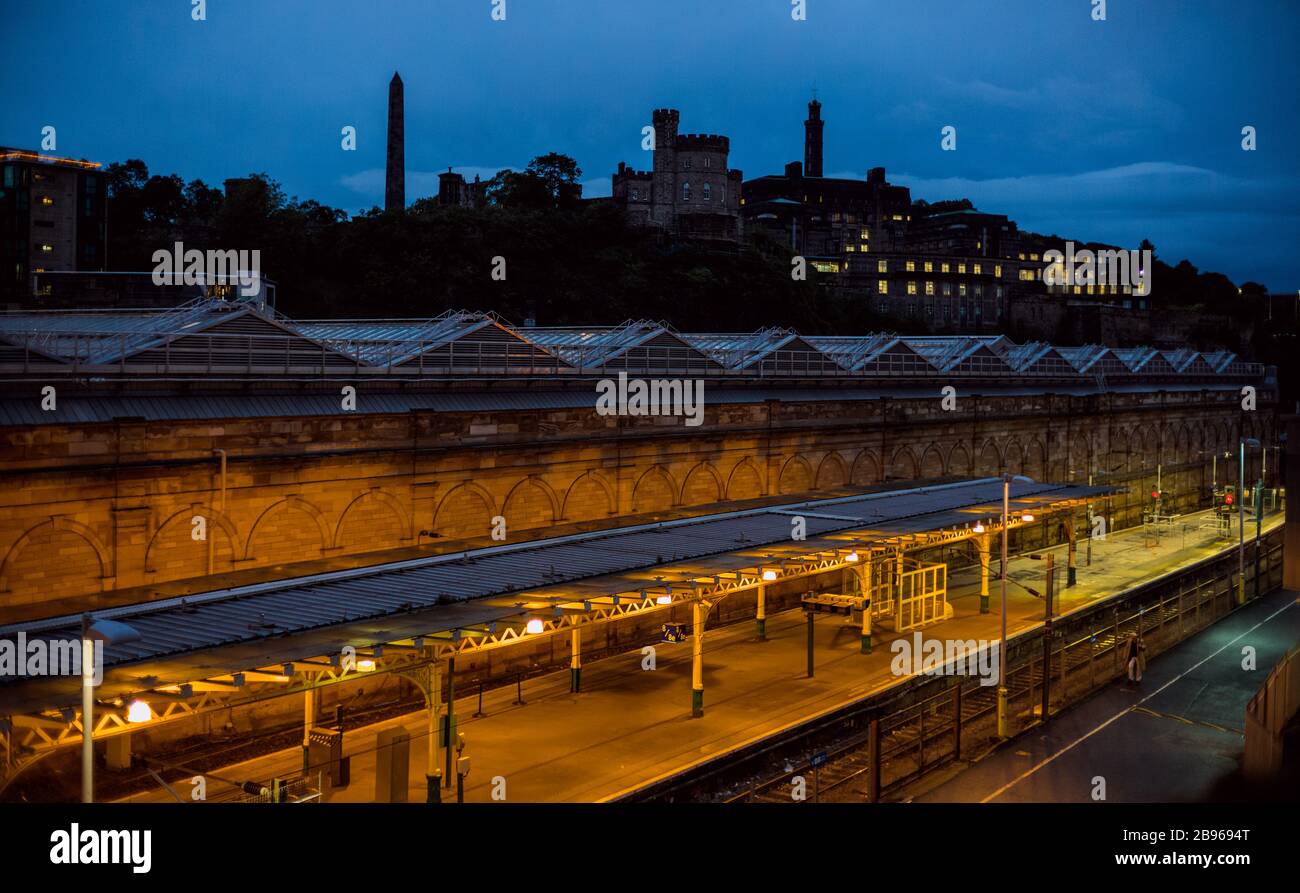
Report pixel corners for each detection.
[691,688,704,717]
[1068,566,1077,587]
[860,634,872,654]
[979,595,989,614]
[302,745,310,776]
[570,667,581,693]
[426,773,442,803]
[756,618,766,640]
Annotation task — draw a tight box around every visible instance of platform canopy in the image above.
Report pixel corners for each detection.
[0,477,1115,715]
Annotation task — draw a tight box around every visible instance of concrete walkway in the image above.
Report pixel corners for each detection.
[117,508,1282,803]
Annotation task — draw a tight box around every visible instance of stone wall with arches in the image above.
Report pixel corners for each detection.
[0,385,1275,613]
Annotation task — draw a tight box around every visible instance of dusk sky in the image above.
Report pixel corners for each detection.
[5,0,1298,291]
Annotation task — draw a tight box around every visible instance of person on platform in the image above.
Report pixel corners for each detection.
[1123,632,1147,685]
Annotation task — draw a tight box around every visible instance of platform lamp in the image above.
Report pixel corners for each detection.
[997,473,1035,739]
[81,613,142,803]
[1237,438,1260,603]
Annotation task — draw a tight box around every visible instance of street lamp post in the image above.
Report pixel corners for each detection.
[996,474,1036,739]
[997,474,1009,738]
[80,614,142,803]
[1238,438,1260,603]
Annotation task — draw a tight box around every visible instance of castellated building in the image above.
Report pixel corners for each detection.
[612,109,743,245]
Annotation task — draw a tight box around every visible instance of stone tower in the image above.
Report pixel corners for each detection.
[385,72,405,213]
[804,97,823,178]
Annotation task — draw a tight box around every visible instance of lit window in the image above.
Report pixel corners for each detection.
[1018,253,1026,260]
[859,243,869,252]
[878,280,889,294]
[959,283,968,296]
[907,281,918,295]
[1031,253,1040,261]
[923,261,933,272]
[973,263,982,275]
[892,214,903,221]
[40,196,53,206]
[925,281,935,295]
[877,259,888,273]
[941,263,950,273]
[860,228,870,240]
[906,260,916,272]
[994,264,1002,277]
[958,263,967,274]
[846,245,856,252]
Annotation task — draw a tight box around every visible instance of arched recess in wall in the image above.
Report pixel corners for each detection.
[1003,439,1024,476]
[0,518,110,605]
[146,504,239,579]
[850,450,879,486]
[920,444,946,479]
[947,443,971,477]
[246,497,330,562]
[633,466,677,513]
[1136,426,1158,474]
[726,459,764,501]
[778,455,814,495]
[1069,433,1091,481]
[890,446,920,481]
[1174,424,1190,465]
[681,463,723,506]
[978,439,1003,476]
[502,477,559,532]
[432,483,495,541]
[336,490,410,554]
[562,471,615,521]
[1024,439,1046,480]
[815,453,848,490]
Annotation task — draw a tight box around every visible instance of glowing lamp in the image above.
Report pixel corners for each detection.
[845,551,859,563]
[656,594,672,605]
[525,618,545,635]
[972,522,985,534]
[1021,513,1035,523]
[357,659,377,672]
[126,700,152,724]
[762,569,778,581]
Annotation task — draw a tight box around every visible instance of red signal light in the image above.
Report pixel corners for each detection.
[1225,494,1234,505]
[1151,490,1159,500]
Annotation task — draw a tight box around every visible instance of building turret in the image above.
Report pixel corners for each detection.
[804,97,823,178]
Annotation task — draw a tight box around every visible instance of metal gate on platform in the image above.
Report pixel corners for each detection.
[844,552,950,633]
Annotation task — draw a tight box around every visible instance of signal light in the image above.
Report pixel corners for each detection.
[1225,494,1234,505]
